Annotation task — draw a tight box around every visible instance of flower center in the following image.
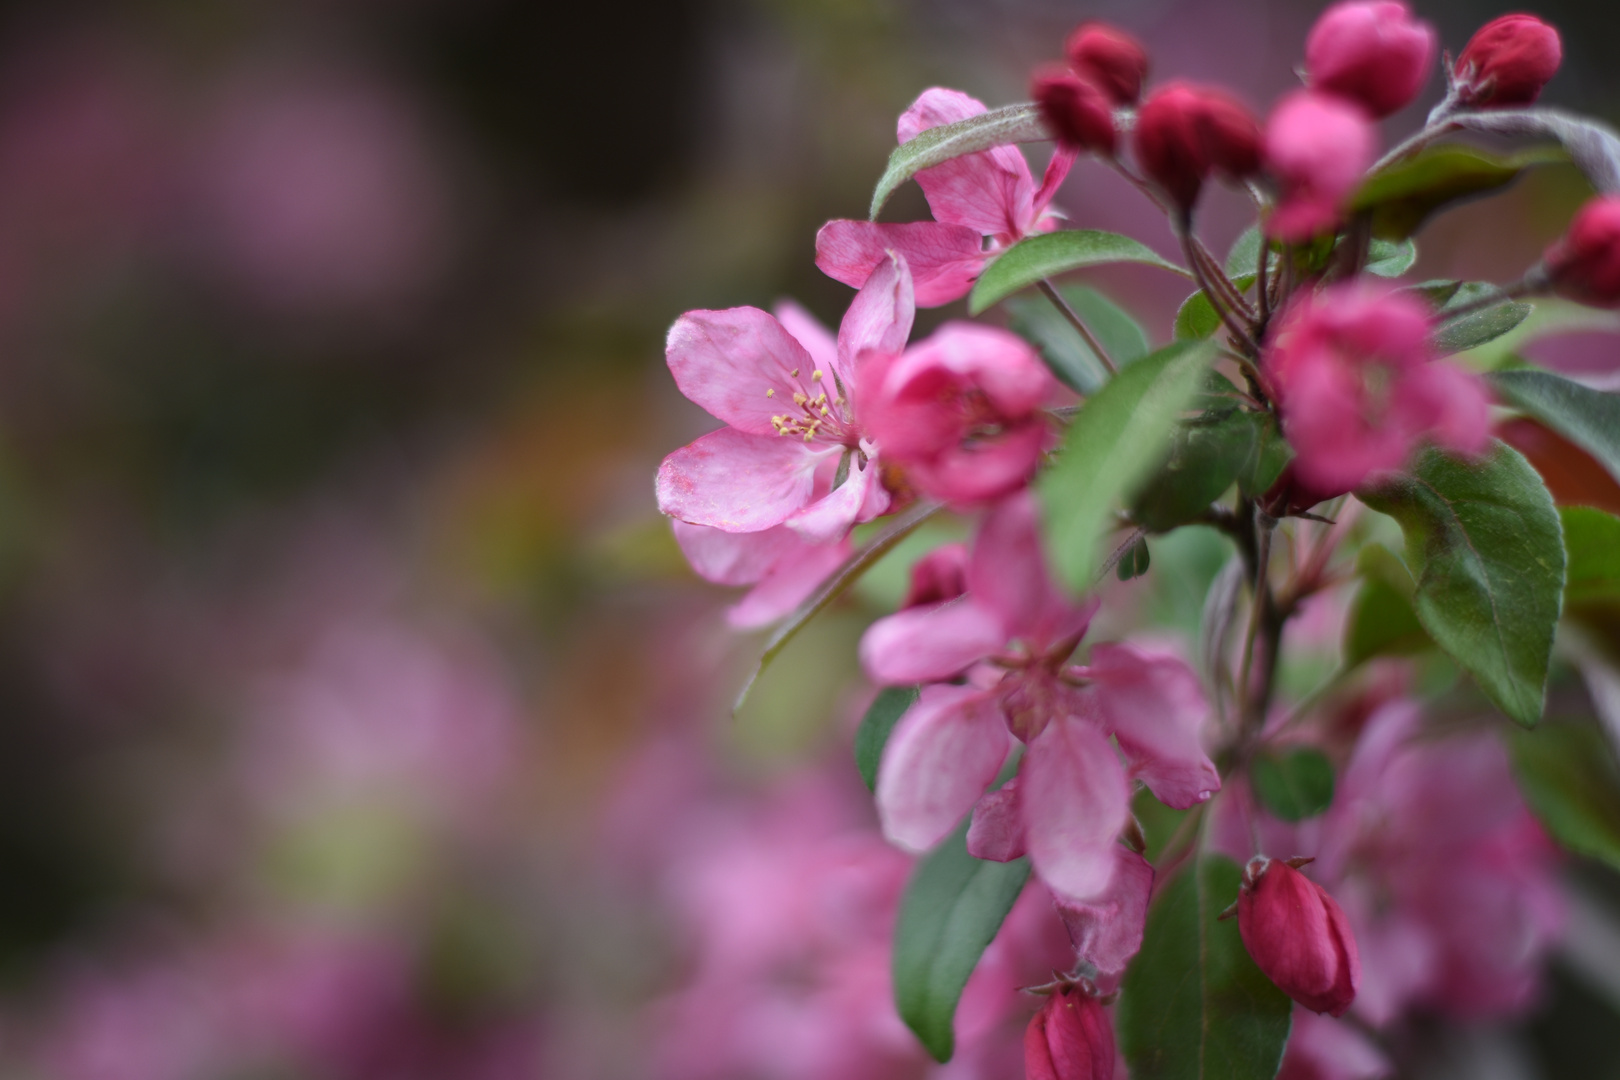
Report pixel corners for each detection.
[766,368,849,443]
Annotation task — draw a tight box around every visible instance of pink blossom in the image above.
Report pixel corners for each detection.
[861,492,1217,902]
[857,322,1058,505]
[1304,1,1436,119]
[1276,1010,1391,1080]
[657,254,913,539]
[1263,283,1490,496]
[901,542,970,609]
[1263,91,1377,243]
[816,89,1075,307]
[673,520,851,628]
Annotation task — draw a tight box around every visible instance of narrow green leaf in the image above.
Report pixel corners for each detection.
[1006,285,1149,395]
[1117,536,1152,580]
[1366,237,1417,277]
[1119,856,1292,1080]
[969,230,1192,315]
[1174,278,1255,342]
[1352,143,1564,239]
[1406,278,1464,308]
[1040,342,1215,591]
[1562,506,1620,608]
[733,501,942,714]
[1251,749,1335,821]
[870,102,1049,220]
[1130,406,1259,533]
[1357,442,1565,727]
[855,686,919,792]
[1452,108,1620,194]
[1224,225,1265,281]
[893,819,1030,1062]
[1432,283,1533,354]
[1489,368,1620,487]
[1510,724,1620,870]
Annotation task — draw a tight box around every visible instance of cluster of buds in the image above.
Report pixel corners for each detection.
[1030,23,1147,156]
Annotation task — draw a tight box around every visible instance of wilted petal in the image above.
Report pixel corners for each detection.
[1085,642,1219,809]
[1022,718,1131,902]
[814,219,985,308]
[657,428,832,532]
[967,777,1026,861]
[726,537,850,628]
[835,250,915,386]
[876,684,1012,852]
[860,597,1007,685]
[1054,847,1154,976]
[667,307,821,435]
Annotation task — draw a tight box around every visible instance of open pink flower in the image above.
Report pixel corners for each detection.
[816,89,1075,307]
[860,492,1217,902]
[1263,282,1490,496]
[657,255,913,541]
[857,322,1059,505]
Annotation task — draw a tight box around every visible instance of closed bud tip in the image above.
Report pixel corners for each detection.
[1546,195,1620,308]
[1304,0,1437,119]
[1024,985,1116,1080]
[1133,81,1261,212]
[1237,856,1360,1017]
[1455,14,1562,107]
[1033,68,1118,155]
[1064,22,1148,106]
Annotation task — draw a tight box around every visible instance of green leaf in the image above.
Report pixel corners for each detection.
[1040,342,1215,591]
[1006,285,1150,395]
[1357,441,1565,727]
[1237,413,1292,498]
[969,230,1192,315]
[1451,108,1620,194]
[855,686,919,793]
[869,102,1049,220]
[1118,856,1293,1080]
[1407,278,1464,308]
[1224,225,1265,280]
[1173,276,1256,342]
[1432,283,1533,354]
[1562,506,1620,608]
[1366,237,1417,277]
[1131,405,1258,532]
[1489,368,1620,487]
[893,819,1031,1062]
[732,501,942,714]
[1117,536,1151,580]
[1251,749,1335,821]
[1343,576,1430,666]
[1352,143,1564,239]
[1510,724,1620,870]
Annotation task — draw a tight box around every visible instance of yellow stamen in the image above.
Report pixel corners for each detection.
[765,388,775,397]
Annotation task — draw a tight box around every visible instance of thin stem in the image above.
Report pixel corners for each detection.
[1189,234,1255,322]
[1178,227,1259,356]
[1038,278,1118,375]
[1256,227,1272,329]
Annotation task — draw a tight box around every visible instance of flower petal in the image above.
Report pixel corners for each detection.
[1084,642,1219,809]
[876,684,1011,852]
[1053,847,1154,977]
[1022,719,1131,902]
[667,307,821,435]
[657,428,832,532]
[966,776,1026,861]
[772,299,838,377]
[786,454,874,544]
[727,538,851,629]
[899,88,1036,239]
[835,250,915,386]
[859,597,1006,685]
[814,220,985,308]
[967,492,1093,646]
[670,520,804,585]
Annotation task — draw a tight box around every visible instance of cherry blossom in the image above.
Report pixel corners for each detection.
[816,89,1075,307]
[657,254,912,541]
[860,492,1217,902]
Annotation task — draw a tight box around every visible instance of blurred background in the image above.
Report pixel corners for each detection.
[0,0,1611,1076]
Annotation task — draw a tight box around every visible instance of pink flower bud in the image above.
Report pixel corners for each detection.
[1025,986,1115,1080]
[1304,1,1437,119]
[1456,14,1562,107]
[900,542,969,609]
[1064,22,1148,106]
[1033,68,1118,155]
[1263,91,1377,242]
[1237,856,1360,1017]
[1546,195,1620,307]
[1133,81,1262,211]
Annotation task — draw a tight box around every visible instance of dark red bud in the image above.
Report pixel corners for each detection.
[1546,195,1620,308]
[1064,22,1148,106]
[1024,986,1115,1080]
[900,542,969,609]
[1033,68,1118,155]
[1456,14,1562,107]
[1237,856,1360,1017]
[1133,82,1261,211]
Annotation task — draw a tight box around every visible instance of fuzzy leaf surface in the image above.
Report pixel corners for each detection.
[869,102,1050,219]
[1490,368,1620,487]
[970,230,1191,314]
